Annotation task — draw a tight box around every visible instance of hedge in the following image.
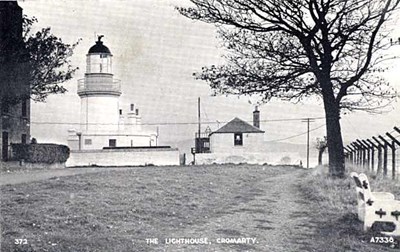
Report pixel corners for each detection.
[11,143,70,164]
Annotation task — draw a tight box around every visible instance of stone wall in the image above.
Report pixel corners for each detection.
[1,161,65,171]
[66,147,180,167]
[195,151,303,166]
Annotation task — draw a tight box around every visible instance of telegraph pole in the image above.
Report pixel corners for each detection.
[198,97,201,138]
[156,126,159,146]
[302,118,315,168]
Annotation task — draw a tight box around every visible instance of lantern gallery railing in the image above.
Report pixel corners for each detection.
[77,78,121,96]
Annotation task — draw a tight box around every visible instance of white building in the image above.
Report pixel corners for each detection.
[210,117,265,154]
[66,36,180,167]
[67,36,157,150]
[196,108,270,164]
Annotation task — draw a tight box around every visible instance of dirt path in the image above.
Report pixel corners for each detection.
[0,167,134,186]
[161,169,316,252]
[1,166,319,251]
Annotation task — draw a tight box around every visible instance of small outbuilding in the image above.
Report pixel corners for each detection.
[195,108,269,164]
[209,117,265,154]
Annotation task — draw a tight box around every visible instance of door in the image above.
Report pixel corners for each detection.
[2,131,9,161]
[109,139,116,147]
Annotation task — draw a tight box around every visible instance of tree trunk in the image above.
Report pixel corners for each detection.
[318,150,323,165]
[322,88,345,178]
[318,147,326,166]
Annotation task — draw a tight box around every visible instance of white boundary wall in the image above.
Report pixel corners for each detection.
[66,148,180,167]
[195,152,303,166]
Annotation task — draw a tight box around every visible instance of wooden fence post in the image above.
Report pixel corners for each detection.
[373,137,383,175]
[367,139,378,172]
[378,135,393,177]
[361,140,374,170]
[357,139,367,170]
[347,127,399,180]
[348,146,356,165]
[351,143,358,165]
[386,132,400,180]
[352,142,361,166]
[362,140,371,170]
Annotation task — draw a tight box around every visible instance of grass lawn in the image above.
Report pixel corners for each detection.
[1,164,399,252]
[299,165,400,251]
[1,164,298,252]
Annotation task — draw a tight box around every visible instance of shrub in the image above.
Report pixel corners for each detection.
[280,156,291,164]
[11,143,70,164]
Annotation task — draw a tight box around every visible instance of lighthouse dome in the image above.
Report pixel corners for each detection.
[88,35,111,54]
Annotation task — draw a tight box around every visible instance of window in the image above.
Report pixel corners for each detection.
[119,109,122,115]
[84,139,92,145]
[130,104,134,111]
[2,131,9,161]
[234,133,243,146]
[109,139,116,147]
[22,99,27,117]
[1,102,9,115]
[21,134,27,144]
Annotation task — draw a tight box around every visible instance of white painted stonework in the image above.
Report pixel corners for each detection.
[195,117,270,165]
[197,132,269,164]
[66,148,180,167]
[210,133,265,154]
[67,37,157,151]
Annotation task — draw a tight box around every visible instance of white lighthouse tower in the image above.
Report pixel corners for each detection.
[68,36,157,150]
[79,35,120,132]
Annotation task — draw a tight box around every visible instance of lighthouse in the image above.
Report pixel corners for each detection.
[67,36,157,150]
[78,35,120,132]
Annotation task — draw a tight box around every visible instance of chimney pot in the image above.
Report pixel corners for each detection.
[253,107,260,128]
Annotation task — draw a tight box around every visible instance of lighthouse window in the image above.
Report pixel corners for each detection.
[234,133,243,146]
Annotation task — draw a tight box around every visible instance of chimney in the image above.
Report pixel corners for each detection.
[253,106,260,128]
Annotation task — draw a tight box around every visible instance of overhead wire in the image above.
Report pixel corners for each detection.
[265,124,326,143]
[5,115,327,126]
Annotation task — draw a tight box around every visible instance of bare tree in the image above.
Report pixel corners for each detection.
[316,136,328,166]
[178,0,400,177]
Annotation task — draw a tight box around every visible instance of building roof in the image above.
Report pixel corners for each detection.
[211,117,264,135]
[88,36,111,54]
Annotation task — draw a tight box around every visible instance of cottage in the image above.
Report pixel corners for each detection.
[195,108,269,164]
[210,117,264,154]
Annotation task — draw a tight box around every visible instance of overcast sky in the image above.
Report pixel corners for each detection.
[18,0,400,149]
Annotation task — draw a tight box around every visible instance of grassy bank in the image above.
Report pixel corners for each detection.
[1,164,398,251]
[1,164,300,252]
[299,165,400,251]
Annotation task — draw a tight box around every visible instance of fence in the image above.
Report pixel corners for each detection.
[344,126,400,180]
